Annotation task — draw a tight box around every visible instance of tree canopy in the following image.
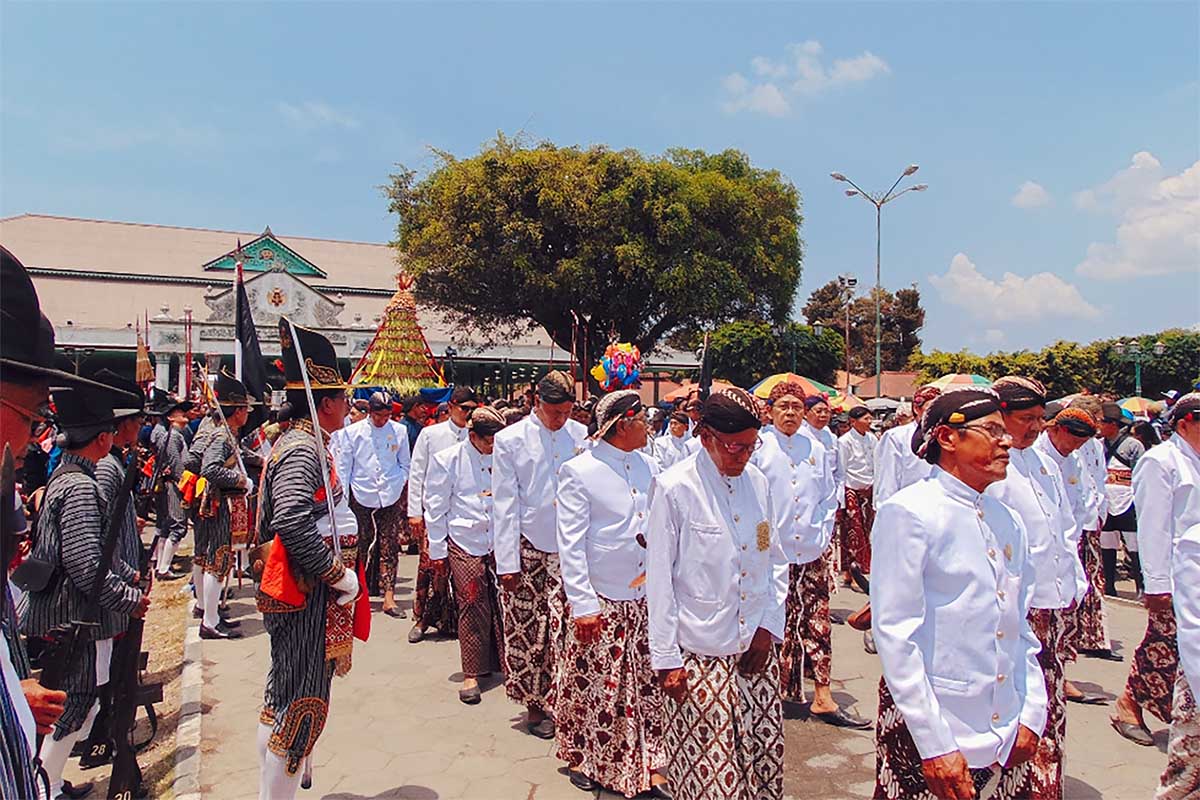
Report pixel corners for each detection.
[907,328,1200,399]
[385,136,803,372]
[801,279,925,374]
[706,320,843,388]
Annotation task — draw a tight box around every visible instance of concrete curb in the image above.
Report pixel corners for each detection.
[173,616,203,800]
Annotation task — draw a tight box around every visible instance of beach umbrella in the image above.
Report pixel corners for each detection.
[750,373,840,400]
[1119,397,1156,416]
[927,373,992,390]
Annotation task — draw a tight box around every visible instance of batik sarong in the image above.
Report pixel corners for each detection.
[350,491,404,598]
[1027,607,1065,800]
[1072,530,1111,653]
[874,680,1032,800]
[448,541,503,676]
[555,596,667,798]
[1156,672,1200,800]
[664,648,783,800]
[1126,606,1178,724]
[840,486,874,574]
[198,496,235,580]
[801,551,834,689]
[780,563,806,700]
[501,536,565,710]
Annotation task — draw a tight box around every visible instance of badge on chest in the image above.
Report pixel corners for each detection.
[756,520,770,552]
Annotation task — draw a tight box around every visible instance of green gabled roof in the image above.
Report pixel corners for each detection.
[202,228,327,278]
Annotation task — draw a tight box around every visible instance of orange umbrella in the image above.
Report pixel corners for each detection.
[830,394,865,412]
[663,380,734,402]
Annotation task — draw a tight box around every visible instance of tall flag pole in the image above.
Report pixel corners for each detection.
[233,239,269,426]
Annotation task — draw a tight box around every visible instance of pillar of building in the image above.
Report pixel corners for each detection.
[155,355,170,391]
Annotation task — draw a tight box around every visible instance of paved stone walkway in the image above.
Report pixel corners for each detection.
[199,558,1168,799]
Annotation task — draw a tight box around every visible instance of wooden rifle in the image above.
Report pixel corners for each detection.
[105,528,162,800]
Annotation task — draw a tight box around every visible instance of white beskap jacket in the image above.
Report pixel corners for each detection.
[751,428,835,565]
[491,412,588,575]
[872,468,1048,768]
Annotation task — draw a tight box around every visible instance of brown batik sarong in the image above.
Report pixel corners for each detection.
[555,597,667,798]
[1126,606,1178,724]
[1027,607,1066,800]
[501,536,565,710]
[350,491,405,598]
[1156,672,1200,800]
[799,552,834,691]
[874,680,1032,800]
[448,541,503,676]
[780,563,806,700]
[501,534,566,710]
[840,486,874,574]
[665,648,783,800]
[412,516,456,636]
[1071,530,1111,653]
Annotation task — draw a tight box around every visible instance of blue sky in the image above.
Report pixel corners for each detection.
[2,2,1197,355]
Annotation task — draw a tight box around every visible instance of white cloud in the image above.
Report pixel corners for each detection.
[721,41,890,116]
[982,329,1007,347]
[930,253,1100,323]
[1011,181,1050,209]
[1073,152,1200,280]
[277,101,360,130]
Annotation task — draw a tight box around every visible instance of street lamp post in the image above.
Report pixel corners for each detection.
[1112,338,1165,398]
[831,165,928,398]
[838,275,856,393]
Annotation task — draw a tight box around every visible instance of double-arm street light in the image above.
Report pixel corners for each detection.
[1112,338,1165,398]
[831,165,928,398]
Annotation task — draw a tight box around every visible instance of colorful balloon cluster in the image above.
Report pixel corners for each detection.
[591,343,642,391]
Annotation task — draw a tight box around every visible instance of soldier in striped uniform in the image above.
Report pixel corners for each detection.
[94,370,151,582]
[151,393,193,580]
[257,320,360,800]
[23,381,150,800]
[194,369,259,640]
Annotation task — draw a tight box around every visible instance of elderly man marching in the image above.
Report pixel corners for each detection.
[647,388,790,800]
[753,382,869,729]
[423,406,508,705]
[492,370,588,739]
[554,391,672,798]
[983,376,1083,799]
[192,369,259,640]
[256,319,360,800]
[333,390,411,618]
[406,386,481,643]
[1032,406,1111,706]
[1112,393,1200,749]
[872,387,1046,800]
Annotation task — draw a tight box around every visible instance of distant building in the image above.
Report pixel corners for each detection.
[0,214,696,398]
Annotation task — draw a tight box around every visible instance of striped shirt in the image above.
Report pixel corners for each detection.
[22,453,142,641]
[95,451,141,579]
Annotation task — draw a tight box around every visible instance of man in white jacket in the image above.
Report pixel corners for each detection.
[873,387,1045,800]
[647,387,790,800]
[1115,393,1200,748]
[492,370,588,739]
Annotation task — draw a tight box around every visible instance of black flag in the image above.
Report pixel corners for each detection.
[235,243,269,428]
[697,332,713,402]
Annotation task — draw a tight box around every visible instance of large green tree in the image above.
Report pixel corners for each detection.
[707,320,843,388]
[801,279,925,374]
[385,136,803,372]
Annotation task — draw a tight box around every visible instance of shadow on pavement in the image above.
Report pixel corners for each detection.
[1063,776,1103,799]
[321,786,439,799]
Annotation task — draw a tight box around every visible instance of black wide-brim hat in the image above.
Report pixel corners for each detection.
[1,246,127,393]
[94,368,148,419]
[215,366,262,407]
[279,317,349,390]
[50,380,143,447]
[145,386,194,416]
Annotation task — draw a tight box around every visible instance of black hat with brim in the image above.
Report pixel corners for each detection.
[51,383,140,447]
[145,387,193,416]
[1,246,132,394]
[216,367,262,408]
[94,369,148,419]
